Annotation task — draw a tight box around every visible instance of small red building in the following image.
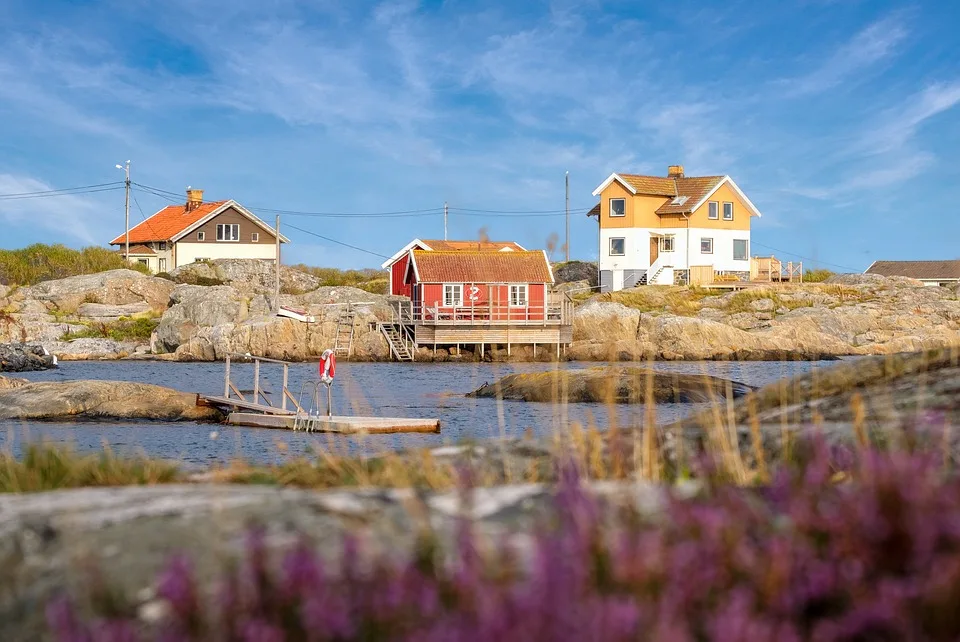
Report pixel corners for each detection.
[380,238,525,297]
[379,244,573,359]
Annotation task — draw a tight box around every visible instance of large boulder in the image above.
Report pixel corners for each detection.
[0,379,223,421]
[169,259,322,296]
[0,343,57,372]
[46,338,143,361]
[553,261,598,287]
[75,301,152,322]
[20,269,174,313]
[468,367,752,403]
[154,285,250,353]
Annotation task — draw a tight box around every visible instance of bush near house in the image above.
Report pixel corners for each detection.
[803,268,835,283]
[292,265,387,294]
[61,316,160,342]
[0,244,149,286]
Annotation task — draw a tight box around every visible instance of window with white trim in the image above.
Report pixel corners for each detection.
[609,237,625,256]
[158,258,167,272]
[661,235,675,252]
[197,231,205,241]
[708,201,719,219]
[701,238,713,254]
[509,284,528,306]
[251,232,259,242]
[723,202,734,220]
[733,239,749,261]
[443,284,463,307]
[609,198,626,217]
[216,224,240,241]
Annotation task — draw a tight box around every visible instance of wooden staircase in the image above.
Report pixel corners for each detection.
[379,323,415,362]
[334,309,356,358]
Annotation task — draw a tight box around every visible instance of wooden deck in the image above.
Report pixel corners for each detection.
[227,412,440,434]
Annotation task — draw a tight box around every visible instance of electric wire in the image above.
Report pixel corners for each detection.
[283,223,391,259]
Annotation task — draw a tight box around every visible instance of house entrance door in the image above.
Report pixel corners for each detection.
[650,237,659,265]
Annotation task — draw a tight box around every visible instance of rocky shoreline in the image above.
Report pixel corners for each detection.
[0,343,57,372]
[3,261,960,363]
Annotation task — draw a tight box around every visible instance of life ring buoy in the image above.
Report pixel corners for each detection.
[319,349,336,384]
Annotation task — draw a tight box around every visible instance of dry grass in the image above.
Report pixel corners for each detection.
[599,286,712,316]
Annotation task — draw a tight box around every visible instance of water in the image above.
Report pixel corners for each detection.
[2,359,836,465]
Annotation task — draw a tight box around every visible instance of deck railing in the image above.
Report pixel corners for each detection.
[390,293,573,326]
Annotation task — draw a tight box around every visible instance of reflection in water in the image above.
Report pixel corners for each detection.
[3,359,834,465]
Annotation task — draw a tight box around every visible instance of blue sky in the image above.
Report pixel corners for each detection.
[1,0,958,271]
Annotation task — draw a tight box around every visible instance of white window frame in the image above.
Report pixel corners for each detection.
[443,284,463,307]
[708,201,719,220]
[509,284,528,307]
[216,223,240,242]
[609,237,625,256]
[723,202,734,221]
[701,238,713,254]
[137,258,148,266]
[197,231,205,241]
[660,235,675,252]
[733,239,749,261]
[158,258,167,272]
[251,232,259,242]
[609,198,626,217]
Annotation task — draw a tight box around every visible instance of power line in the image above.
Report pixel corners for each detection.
[284,223,391,259]
[751,240,861,273]
[448,205,595,214]
[0,183,124,201]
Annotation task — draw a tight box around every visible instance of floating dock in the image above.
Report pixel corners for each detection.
[199,353,440,435]
[227,412,440,434]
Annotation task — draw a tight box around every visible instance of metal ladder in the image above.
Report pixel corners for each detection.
[333,309,355,358]
[292,380,331,432]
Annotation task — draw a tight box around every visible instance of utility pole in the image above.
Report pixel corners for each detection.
[565,171,570,263]
[274,214,281,312]
[443,201,448,241]
[116,160,131,263]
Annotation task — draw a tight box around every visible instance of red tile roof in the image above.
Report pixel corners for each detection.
[865,260,960,280]
[411,250,553,284]
[421,239,525,251]
[109,200,229,245]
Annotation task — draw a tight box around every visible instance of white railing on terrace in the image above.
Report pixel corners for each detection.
[391,295,572,326]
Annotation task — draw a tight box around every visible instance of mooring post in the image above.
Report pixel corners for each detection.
[224,354,231,398]
[253,358,260,405]
[281,363,289,411]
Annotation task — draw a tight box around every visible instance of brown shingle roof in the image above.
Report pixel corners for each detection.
[411,250,553,284]
[618,174,677,196]
[117,244,156,255]
[655,176,725,214]
[420,240,525,252]
[586,203,600,218]
[865,260,960,280]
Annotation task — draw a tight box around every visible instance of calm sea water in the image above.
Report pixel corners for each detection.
[3,360,836,465]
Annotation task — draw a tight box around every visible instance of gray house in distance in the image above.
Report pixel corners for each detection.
[864,260,960,287]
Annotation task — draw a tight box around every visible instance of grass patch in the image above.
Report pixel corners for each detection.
[0,244,149,286]
[293,265,385,291]
[803,268,835,282]
[62,315,160,342]
[599,286,712,316]
[0,443,180,492]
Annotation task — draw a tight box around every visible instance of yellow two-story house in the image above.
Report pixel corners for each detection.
[588,165,762,291]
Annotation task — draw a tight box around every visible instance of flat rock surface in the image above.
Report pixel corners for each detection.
[0,481,676,640]
[0,379,223,421]
[468,367,753,403]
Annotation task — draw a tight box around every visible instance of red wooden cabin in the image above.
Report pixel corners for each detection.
[380,238,525,297]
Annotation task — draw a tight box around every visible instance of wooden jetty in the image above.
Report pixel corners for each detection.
[199,353,440,434]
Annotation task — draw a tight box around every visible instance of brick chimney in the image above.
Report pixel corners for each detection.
[185,187,204,212]
[667,165,684,178]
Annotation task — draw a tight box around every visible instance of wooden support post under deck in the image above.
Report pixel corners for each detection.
[533,342,537,358]
[224,354,231,398]
[281,363,288,411]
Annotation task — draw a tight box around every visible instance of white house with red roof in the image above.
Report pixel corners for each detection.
[109,188,288,273]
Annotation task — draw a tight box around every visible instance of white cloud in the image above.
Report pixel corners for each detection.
[0,175,106,244]
[781,16,908,96]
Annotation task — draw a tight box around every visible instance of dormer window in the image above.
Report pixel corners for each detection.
[609,198,626,217]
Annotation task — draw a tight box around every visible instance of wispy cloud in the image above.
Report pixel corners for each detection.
[0,175,103,243]
[781,16,908,96]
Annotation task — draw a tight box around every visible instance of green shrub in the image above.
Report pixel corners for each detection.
[0,244,149,286]
[62,316,159,342]
[803,268,835,282]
